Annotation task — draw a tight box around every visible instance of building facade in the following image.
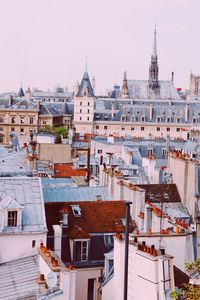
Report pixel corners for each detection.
[73,30,200,140]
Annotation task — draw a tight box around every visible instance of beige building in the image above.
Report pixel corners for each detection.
[0,98,73,146]
[0,99,39,145]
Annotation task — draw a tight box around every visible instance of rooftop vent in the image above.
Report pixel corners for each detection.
[96,194,102,201]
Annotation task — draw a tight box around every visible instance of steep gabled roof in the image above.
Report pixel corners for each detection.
[76,72,94,97]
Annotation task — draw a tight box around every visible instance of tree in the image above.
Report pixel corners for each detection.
[170,259,200,300]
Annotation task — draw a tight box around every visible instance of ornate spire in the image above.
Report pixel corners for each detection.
[149,25,159,91]
[152,24,157,58]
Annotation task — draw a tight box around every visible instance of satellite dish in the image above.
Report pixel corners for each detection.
[46,272,57,288]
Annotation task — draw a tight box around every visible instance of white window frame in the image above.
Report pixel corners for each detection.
[74,240,89,261]
[104,234,114,246]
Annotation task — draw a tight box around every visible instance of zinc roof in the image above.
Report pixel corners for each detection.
[43,186,113,202]
[0,255,39,300]
[0,177,47,233]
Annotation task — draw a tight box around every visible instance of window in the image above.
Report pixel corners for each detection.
[176,128,180,132]
[157,117,161,122]
[80,117,82,120]
[32,240,36,248]
[97,149,102,154]
[167,118,171,123]
[20,117,25,124]
[147,149,153,156]
[104,126,108,130]
[121,126,125,130]
[11,117,15,124]
[42,120,47,125]
[166,127,170,132]
[88,109,90,113]
[104,234,114,246]
[0,116,4,123]
[142,117,145,122]
[157,127,160,131]
[20,128,24,133]
[80,102,82,106]
[87,117,89,121]
[80,109,82,113]
[177,118,181,123]
[0,127,3,131]
[162,149,168,158]
[71,205,82,217]
[193,118,196,124]
[131,127,135,130]
[74,240,89,261]
[11,127,15,132]
[0,136,3,143]
[88,102,90,106]
[96,126,99,130]
[7,211,17,227]
[30,117,34,124]
[141,127,144,131]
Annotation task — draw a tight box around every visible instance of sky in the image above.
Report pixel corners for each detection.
[0,0,199,94]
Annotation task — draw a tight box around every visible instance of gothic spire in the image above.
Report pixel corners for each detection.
[149,26,159,91]
[152,25,157,58]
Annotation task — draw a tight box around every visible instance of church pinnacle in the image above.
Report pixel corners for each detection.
[149,25,159,90]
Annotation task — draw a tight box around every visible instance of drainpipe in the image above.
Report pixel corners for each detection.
[124,201,132,300]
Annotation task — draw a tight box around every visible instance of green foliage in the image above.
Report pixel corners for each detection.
[170,259,200,299]
[42,125,68,139]
[52,126,68,138]
[169,290,180,299]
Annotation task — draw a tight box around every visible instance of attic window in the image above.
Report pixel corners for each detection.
[7,211,17,227]
[71,205,82,217]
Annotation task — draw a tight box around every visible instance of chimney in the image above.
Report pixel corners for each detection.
[143,204,152,233]
[96,194,102,201]
[53,225,62,258]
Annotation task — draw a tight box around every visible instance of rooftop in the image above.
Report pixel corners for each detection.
[0,177,47,233]
[45,200,135,235]
[43,185,113,202]
[0,255,39,300]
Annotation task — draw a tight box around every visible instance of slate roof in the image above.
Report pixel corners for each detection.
[137,184,182,203]
[0,98,37,110]
[94,98,200,124]
[0,255,39,300]
[0,177,47,233]
[76,72,94,97]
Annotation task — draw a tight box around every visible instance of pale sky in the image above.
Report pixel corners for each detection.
[0,0,199,94]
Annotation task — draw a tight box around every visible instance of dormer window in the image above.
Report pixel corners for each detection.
[74,240,89,261]
[0,194,24,231]
[104,234,114,246]
[7,211,17,227]
[71,205,82,217]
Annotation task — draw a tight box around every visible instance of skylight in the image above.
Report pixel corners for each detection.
[71,205,82,217]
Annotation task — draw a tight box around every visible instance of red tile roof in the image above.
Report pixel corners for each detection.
[53,163,87,178]
[45,200,135,237]
[137,184,181,203]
